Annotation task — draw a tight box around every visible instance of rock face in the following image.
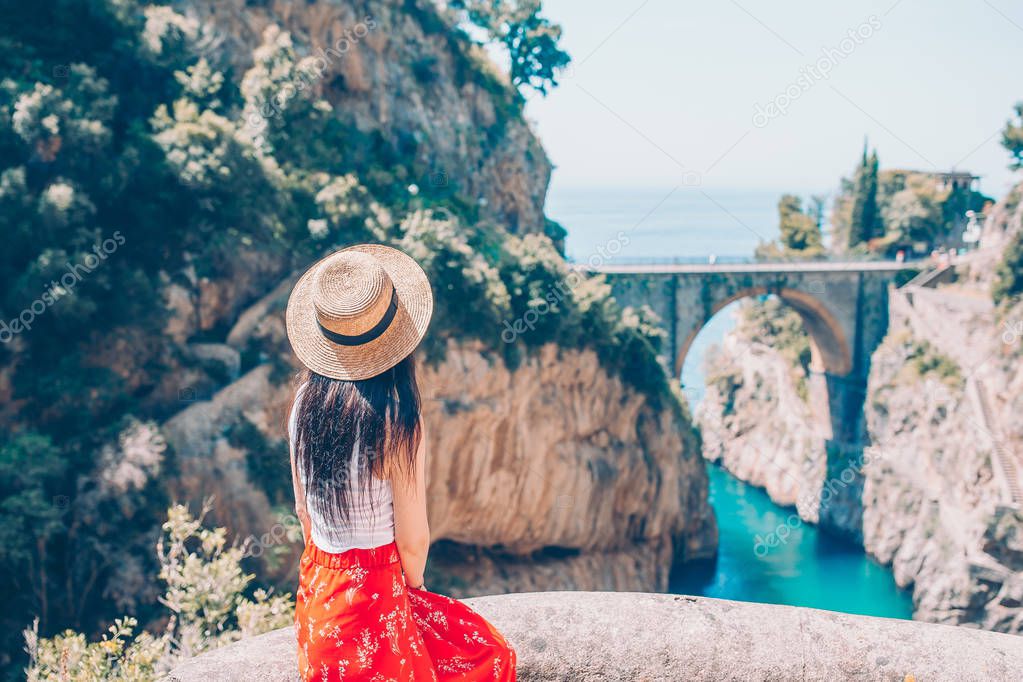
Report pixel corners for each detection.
[860,285,1023,632]
[164,332,716,595]
[178,0,551,234]
[419,343,716,594]
[698,328,827,524]
[149,0,714,600]
[699,290,1023,632]
[167,592,1023,681]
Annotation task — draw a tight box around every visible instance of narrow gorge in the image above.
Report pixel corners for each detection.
[696,185,1023,632]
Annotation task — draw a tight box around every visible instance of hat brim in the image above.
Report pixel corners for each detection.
[286,244,434,380]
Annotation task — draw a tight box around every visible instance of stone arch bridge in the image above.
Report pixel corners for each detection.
[585,260,916,446]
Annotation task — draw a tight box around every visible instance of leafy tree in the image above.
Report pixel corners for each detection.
[1002,101,1023,170]
[755,194,823,260]
[881,177,943,246]
[451,0,571,95]
[849,144,880,248]
[778,194,823,255]
[0,433,67,655]
[994,102,1023,304]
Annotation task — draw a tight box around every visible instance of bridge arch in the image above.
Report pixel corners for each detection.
[599,261,909,445]
[674,286,853,379]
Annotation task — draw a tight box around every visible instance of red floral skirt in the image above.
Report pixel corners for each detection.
[295,539,515,681]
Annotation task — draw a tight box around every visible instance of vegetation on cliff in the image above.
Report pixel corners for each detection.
[704,296,812,408]
[830,145,990,256]
[985,103,1023,308]
[0,0,675,674]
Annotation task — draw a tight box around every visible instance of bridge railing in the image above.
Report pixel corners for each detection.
[565,254,918,267]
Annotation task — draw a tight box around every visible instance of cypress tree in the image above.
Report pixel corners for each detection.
[849,143,880,248]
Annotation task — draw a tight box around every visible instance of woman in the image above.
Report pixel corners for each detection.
[285,244,516,681]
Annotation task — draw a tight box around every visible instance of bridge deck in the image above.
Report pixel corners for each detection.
[576,260,920,275]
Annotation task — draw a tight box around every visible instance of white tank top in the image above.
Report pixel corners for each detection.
[289,385,395,553]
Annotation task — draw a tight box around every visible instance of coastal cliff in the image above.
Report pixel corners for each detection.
[698,299,826,524]
[150,0,716,597]
[860,293,1023,631]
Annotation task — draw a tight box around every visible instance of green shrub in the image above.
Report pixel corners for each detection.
[993,230,1023,305]
[25,503,293,682]
[904,339,962,388]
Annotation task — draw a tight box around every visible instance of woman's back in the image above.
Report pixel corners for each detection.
[286,244,514,680]
[289,385,394,554]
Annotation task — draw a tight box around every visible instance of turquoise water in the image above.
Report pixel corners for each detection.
[550,184,914,619]
[671,465,913,618]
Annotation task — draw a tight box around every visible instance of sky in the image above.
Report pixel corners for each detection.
[522,0,1023,200]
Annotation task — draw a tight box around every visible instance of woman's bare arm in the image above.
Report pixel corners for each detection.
[391,426,430,588]
[290,447,311,544]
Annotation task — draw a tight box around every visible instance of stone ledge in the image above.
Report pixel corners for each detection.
[168,591,1023,681]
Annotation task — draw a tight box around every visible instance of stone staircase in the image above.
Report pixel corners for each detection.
[903,263,954,288]
[968,377,1022,505]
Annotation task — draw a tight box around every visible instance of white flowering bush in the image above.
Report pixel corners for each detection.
[240,26,331,154]
[141,6,199,58]
[399,210,511,356]
[24,503,294,681]
[11,65,115,154]
[312,173,391,241]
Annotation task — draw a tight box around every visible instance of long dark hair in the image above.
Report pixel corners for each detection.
[291,353,422,528]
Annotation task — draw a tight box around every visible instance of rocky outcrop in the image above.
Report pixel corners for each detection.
[167,592,1023,681]
[177,0,550,234]
[164,330,716,595]
[859,285,1023,632]
[698,330,827,524]
[420,342,715,594]
[699,289,1023,632]
[147,0,713,600]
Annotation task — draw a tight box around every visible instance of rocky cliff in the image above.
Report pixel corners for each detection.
[860,293,1023,631]
[698,306,827,525]
[177,0,550,235]
[697,188,1023,632]
[5,0,709,667]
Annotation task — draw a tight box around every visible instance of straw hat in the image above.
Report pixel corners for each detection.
[286,244,433,380]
